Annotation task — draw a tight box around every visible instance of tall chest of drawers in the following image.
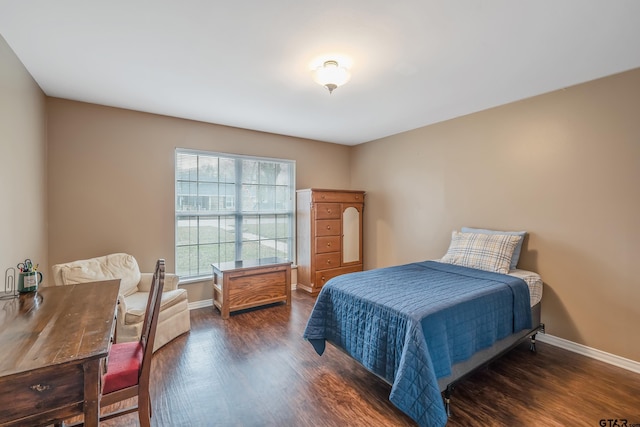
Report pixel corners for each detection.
[296,189,365,295]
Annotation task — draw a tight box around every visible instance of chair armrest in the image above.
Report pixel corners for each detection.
[117,293,128,321]
[138,272,179,292]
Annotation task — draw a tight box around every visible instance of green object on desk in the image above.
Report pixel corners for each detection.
[18,270,42,293]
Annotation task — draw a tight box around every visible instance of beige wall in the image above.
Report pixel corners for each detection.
[0,35,47,281]
[351,68,640,362]
[46,98,352,302]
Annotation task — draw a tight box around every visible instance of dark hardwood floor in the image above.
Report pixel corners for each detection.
[96,290,640,426]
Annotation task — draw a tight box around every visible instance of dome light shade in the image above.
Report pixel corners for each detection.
[313,60,351,94]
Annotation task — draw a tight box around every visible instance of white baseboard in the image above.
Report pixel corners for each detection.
[537,333,640,374]
[188,299,213,310]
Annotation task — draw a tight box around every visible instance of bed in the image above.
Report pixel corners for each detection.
[303,230,544,427]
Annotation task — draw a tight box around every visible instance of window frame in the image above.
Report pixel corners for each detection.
[175,148,296,281]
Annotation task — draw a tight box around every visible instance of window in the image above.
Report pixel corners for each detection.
[175,149,295,279]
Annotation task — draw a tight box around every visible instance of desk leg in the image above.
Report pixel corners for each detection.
[83,360,101,427]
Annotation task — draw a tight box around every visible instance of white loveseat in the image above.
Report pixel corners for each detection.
[51,253,190,352]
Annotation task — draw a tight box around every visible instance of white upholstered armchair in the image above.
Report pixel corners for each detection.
[51,253,190,352]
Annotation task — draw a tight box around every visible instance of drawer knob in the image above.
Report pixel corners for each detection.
[327,209,332,214]
[30,384,51,393]
[326,260,331,264]
[321,276,326,281]
[327,242,331,247]
[326,225,331,230]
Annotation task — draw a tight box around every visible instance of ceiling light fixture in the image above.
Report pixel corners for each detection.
[313,60,351,94]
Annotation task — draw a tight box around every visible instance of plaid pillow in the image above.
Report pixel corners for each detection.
[461,227,527,270]
[440,231,520,274]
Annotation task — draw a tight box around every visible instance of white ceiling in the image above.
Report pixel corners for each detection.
[1,1,639,146]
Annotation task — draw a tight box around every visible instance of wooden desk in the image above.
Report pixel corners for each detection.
[212,257,292,319]
[0,280,119,427]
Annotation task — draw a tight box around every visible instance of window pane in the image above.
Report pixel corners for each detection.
[276,215,290,238]
[276,163,291,185]
[242,160,259,184]
[199,218,218,244]
[260,241,277,258]
[260,162,277,185]
[220,216,236,243]
[220,184,235,211]
[275,239,289,258]
[198,156,218,182]
[176,153,198,181]
[242,216,259,238]
[176,181,192,195]
[242,184,258,212]
[176,181,198,211]
[275,186,289,211]
[220,242,235,262]
[241,240,259,260]
[176,245,197,277]
[220,158,235,183]
[176,216,198,245]
[197,182,217,212]
[198,182,217,195]
[260,215,277,239]
[258,186,275,211]
[199,244,216,272]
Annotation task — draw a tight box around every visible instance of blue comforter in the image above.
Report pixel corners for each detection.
[303,261,531,427]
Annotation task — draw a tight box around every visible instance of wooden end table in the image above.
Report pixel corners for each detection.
[212,257,292,319]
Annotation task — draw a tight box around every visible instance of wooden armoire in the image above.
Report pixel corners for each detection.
[296,189,365,295]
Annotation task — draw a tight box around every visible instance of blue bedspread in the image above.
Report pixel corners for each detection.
[303,261,531,427]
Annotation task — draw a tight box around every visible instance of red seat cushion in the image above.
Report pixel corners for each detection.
[102,341,143,394]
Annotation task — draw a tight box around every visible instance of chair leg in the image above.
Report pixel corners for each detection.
[138,394,152,427]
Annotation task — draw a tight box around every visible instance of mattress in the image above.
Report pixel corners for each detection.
[506,268,543,305]
[433,259,543,306]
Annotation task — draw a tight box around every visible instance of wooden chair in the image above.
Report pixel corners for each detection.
[55,259,166,427]
[99,258,165,426]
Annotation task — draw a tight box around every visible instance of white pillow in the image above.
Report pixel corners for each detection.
[60,253,141,296]
[440,231,520,275]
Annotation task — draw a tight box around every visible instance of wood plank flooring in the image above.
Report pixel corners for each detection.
[96,290,640,426]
